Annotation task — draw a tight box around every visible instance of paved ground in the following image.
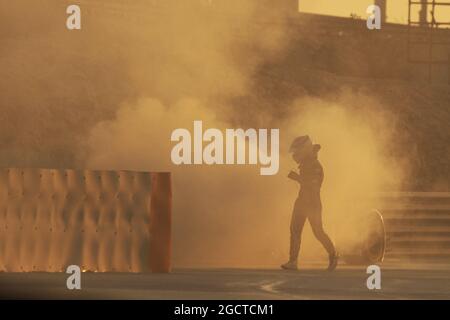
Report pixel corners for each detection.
[0,264,449,299]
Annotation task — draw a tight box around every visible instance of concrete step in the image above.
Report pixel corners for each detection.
[385,218,450,227]
[388,240,450,249]
[387,231,450,239]
[385,247,450,255]
[382,209,450,218]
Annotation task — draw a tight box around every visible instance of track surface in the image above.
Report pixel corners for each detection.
[1,265,449,300]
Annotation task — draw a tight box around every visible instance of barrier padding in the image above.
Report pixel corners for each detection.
[0,169,171,273]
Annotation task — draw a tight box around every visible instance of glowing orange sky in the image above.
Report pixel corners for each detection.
[300,0,450,24]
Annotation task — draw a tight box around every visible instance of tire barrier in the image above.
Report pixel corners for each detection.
[0,168,171,273]
[341,209,387,265]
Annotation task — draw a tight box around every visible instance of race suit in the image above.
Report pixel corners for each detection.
[289,148,336,262]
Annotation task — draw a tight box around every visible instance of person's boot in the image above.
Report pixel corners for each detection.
[327,253,339,272]
[281,260,298,271]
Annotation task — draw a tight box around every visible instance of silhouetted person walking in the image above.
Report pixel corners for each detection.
[281,136,338,271]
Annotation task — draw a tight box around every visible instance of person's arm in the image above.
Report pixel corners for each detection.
[288,170,301,183]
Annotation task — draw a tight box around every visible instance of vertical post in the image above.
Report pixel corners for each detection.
[419,0,428,27]
[375,0,386,24]
[408,0,412,69]
[427,0,436,83]
[149,172,172,273]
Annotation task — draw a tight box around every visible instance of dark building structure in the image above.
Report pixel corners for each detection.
[209,0,299,16]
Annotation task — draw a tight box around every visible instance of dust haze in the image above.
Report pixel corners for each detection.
[1,1,406,267]
[82,95,402,267]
